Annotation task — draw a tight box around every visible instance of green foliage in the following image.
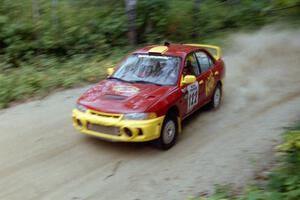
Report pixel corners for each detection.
[268,130,300,200]
[136,0,168,43]
[189,123,300,200]
[0,0,299,107]
[0,54,119,108]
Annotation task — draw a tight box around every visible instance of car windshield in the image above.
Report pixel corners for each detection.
[111,54,181,86]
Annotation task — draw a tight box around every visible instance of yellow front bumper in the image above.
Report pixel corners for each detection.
[72,109,165,142]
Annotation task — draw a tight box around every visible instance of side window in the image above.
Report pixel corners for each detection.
[184,54,201,76]
[195,51,213,73]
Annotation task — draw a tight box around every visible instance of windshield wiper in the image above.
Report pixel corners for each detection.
[107,77,129,82]
[108,77,163,86]
[131,80,163,86]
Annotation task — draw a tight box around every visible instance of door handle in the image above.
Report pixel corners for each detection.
[214,71,219,76]
[199,80,204,85]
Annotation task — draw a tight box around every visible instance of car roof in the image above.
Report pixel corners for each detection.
[132,44,203,57]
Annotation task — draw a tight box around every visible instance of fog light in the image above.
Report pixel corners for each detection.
[124,128,132,137]
[138,128,143,136]
[77,119,83,127]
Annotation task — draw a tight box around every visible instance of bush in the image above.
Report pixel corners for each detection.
[189,122,300,200]
[0,0,299,106]
[0,54,119,108]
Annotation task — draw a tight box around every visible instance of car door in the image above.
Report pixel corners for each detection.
[180,53,202,117]
[195,51,216,104]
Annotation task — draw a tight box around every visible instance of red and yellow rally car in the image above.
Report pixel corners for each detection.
[72,43,225,149]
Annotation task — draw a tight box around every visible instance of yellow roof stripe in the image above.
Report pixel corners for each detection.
[148,46,168,54]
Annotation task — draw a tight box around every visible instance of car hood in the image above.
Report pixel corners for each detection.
[78,79,173,113]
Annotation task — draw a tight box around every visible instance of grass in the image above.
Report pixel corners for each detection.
[0,53,123,109]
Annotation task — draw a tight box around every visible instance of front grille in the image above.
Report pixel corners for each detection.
[87,123,120,136]
[89,110,121,119]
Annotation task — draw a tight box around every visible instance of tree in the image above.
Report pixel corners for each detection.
[124,0,137,46]
[52,0,58,28]
[192,0,201,39]
[31,0,40,22]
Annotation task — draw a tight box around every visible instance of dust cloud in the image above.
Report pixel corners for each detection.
[223,27,300,111]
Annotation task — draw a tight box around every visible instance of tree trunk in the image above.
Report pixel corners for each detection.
[32,0,40,21]
[192,0,201,39]
[52,0,58,28]
[124,0,137,46]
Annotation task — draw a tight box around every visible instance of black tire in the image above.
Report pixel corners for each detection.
[208,84,222,109]
[154,115,178,150]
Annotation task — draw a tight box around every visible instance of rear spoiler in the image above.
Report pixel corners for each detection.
[184,44,222,60]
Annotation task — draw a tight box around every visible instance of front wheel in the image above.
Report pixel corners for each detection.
[155,116,178,150]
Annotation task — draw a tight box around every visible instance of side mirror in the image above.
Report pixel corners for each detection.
[107,67,114,76]
[181,75,196,85]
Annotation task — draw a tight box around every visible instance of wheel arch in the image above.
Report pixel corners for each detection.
[165,105,182,133]
[155,105,180,150]
[166,105,179,117]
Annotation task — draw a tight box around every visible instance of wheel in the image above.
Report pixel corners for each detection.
[209,84,222,109]
[155,116,178,150]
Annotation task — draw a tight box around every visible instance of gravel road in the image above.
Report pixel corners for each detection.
[0,28,300,200]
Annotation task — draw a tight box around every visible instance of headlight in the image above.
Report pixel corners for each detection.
[76,104,87,113]
[123,112,157,120]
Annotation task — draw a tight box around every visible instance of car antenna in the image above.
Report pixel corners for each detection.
[164,41,170,46]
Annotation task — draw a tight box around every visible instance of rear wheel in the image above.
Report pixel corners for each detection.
[155,116,178,150]
[209,84,222,109]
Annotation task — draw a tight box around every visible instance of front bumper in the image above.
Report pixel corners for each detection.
[72,109,165,142]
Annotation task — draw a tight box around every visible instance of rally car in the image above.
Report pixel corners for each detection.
[72,43,225,150]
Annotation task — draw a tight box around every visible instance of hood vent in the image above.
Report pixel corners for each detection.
[104,94,127,101]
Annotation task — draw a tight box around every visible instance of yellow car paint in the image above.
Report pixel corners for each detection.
[181,75,197,85]
[148,46,168,54]
[177,117,182,133]
[107,67,114,76]
[72,109,165,142]
[205,72,215,97]
[184,44,222,60]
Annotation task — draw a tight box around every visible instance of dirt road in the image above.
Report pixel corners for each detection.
[0,28,300,200]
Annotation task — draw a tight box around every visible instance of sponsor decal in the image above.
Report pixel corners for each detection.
[113,85,139,96]
[205,72,215,96]
[187,82,199,112]
[138,55,169,59]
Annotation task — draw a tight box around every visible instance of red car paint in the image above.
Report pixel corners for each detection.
[77,44,225,119]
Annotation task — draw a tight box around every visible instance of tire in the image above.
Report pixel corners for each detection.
[208,84,222,109]
[155,115,178,150]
